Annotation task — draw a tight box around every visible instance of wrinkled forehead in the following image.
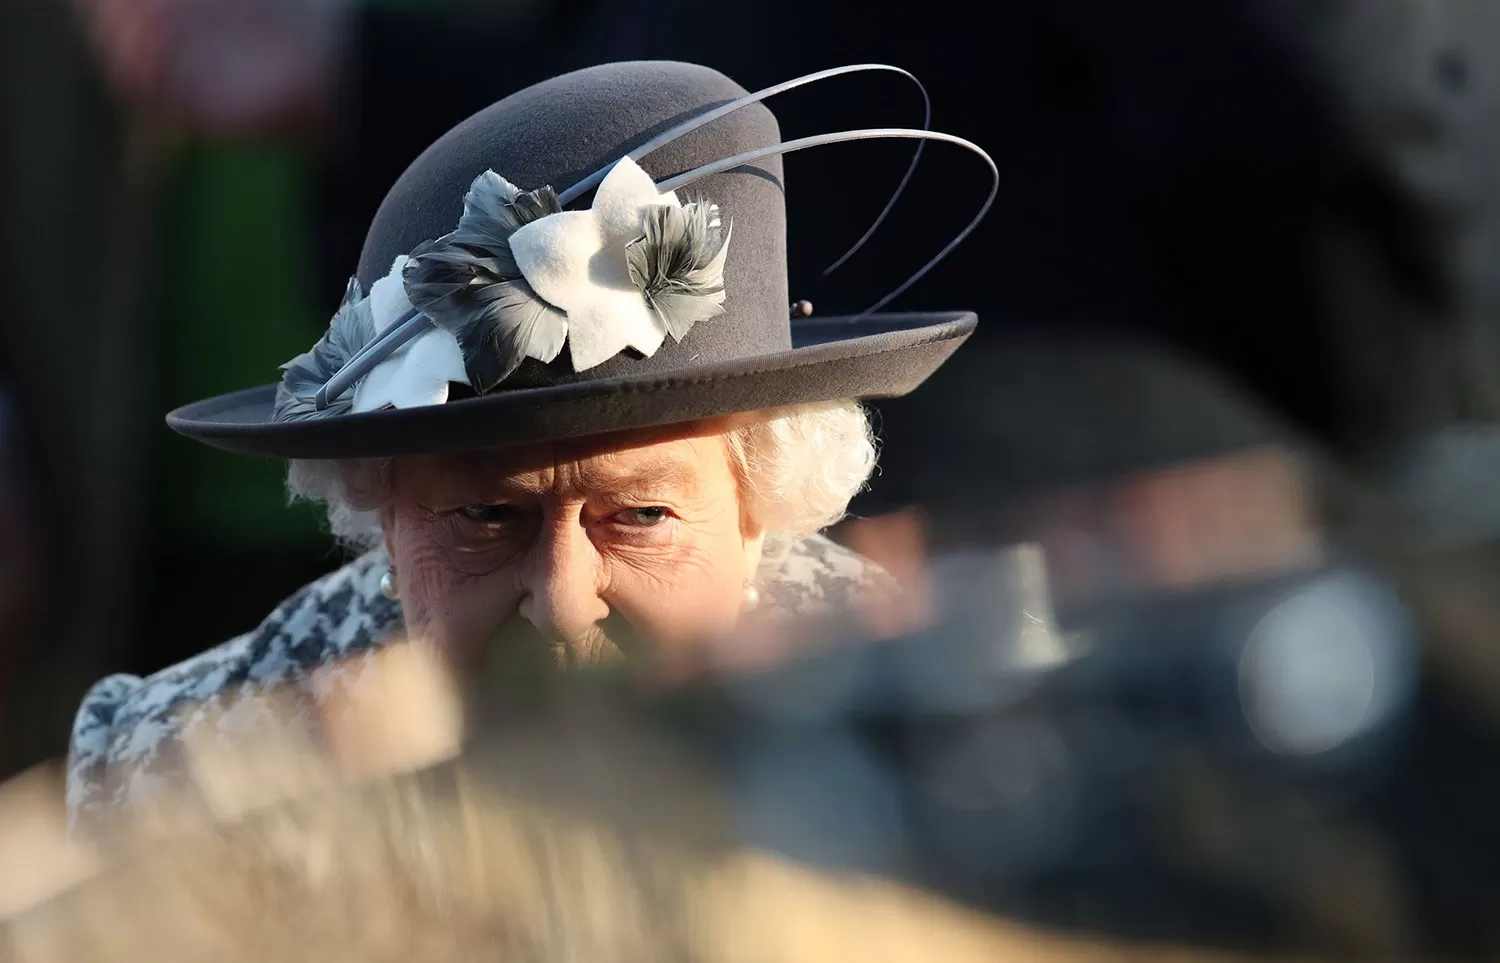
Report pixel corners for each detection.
[394,418,741,498]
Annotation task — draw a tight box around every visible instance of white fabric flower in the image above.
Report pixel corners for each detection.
[351,254,470,413]
[508,157,680,371]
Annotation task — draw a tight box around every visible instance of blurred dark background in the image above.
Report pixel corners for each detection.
[4,0,1500,785]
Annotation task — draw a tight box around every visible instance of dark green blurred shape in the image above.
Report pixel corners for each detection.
[156,141,326,549]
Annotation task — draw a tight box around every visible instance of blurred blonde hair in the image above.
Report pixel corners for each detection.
[0,641,1273,963]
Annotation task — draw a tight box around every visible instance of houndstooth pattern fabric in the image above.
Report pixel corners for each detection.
[66,534,889,833]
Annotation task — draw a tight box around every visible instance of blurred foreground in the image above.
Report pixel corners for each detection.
[2,470,1498,961]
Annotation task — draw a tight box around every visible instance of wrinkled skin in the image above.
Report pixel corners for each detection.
[382,418,766,675]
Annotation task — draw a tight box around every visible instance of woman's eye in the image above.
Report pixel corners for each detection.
[460,504,525,525]
[612,506,669,528]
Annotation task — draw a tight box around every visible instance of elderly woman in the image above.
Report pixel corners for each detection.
[66,61,986,825]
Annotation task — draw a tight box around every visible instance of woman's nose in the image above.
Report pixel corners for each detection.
[516,515,609,640]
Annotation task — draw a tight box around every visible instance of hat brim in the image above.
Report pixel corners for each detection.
[166,312,976,459]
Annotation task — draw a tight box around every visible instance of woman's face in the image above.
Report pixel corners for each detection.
[380,420,764,673]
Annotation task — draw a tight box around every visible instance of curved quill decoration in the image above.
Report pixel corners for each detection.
[625,202,731,341]
[558,63,930,278]
[655,128,998,319]
[403,171,568,392]
[275,278,377,420]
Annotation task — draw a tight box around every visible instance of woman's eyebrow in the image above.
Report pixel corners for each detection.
[442,456,701,500]
[441,458,549,497]
[575,459,700,496]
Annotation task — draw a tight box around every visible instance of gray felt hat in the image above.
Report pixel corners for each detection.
[166,61,990,459]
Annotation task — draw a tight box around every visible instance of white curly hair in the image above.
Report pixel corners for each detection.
[286,400,878,556]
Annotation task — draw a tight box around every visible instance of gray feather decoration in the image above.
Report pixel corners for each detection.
[625,201,731,342]
[274,278,377,421]
[404,171,568,392]
[442,278,568,394]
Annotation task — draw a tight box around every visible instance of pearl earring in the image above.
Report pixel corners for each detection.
[742,582,760,611]
[380,567,400,601]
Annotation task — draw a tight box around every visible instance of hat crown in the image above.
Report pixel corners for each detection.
[357,60,789,389]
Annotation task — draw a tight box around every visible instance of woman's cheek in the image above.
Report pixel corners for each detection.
[390,524,524,663]
[603,547,746,648]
